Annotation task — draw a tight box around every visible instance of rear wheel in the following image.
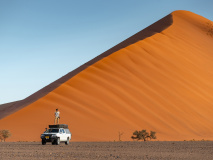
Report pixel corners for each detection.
[42,139,46,145]
[65,137,69,145]
[56,138,60,145]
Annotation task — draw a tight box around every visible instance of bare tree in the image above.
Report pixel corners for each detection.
[0,130,11,142]
[118,132,124,141]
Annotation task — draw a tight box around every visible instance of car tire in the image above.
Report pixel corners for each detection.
[52,140,56,145]
[56,138,60,145]
[42,139,46,145]
[65,137,69,145]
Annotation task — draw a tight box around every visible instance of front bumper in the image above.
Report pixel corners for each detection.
[41,134,57,142]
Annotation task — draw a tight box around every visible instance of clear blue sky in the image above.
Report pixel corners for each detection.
[0,0,213,104]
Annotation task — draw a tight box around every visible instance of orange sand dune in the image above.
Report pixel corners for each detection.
[1,10,213,142]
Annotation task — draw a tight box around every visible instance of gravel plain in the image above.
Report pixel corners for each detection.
[0,141,213,160]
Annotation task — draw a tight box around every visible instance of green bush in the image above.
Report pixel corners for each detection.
[131,129,156,141]
[0,130,11,142]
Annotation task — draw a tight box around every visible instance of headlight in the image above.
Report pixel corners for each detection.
[41,134,45,138]
[52,135,57,137]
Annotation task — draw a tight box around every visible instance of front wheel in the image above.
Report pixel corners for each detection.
[42,139,46,145]
[52,140,56,145]
[65,137,69,145]
[56,138,60,145]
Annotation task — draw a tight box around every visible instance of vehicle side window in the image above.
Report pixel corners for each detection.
[65,129,70,134]
[62,129,65,133]
[59,129,62,133]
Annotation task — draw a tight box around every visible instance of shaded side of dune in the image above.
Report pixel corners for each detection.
[0,13,173,120]
[0,101,22,118]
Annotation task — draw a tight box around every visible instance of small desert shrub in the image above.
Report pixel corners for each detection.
[131,129,156,141]
[0,130,11,142]
[206,21,213,37]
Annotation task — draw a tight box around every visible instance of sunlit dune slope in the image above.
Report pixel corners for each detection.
[1,10,213,141]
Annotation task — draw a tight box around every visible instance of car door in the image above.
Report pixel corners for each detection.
[60,129,66,141]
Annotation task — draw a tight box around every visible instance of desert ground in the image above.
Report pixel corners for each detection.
[0,141,213,160]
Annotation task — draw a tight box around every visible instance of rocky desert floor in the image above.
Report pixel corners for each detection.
[0,141,213,160]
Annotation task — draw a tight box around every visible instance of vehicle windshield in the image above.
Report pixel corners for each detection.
[45,129,59,133]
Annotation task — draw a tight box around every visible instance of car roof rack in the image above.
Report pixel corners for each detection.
[49,124,68,129]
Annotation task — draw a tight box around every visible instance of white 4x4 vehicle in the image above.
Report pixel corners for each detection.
[41,124,72,145]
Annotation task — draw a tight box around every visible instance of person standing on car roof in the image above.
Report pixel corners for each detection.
[54,108,60,124]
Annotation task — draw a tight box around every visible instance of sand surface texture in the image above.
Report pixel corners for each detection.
[0,141,213,160]
[1,10,213,142]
